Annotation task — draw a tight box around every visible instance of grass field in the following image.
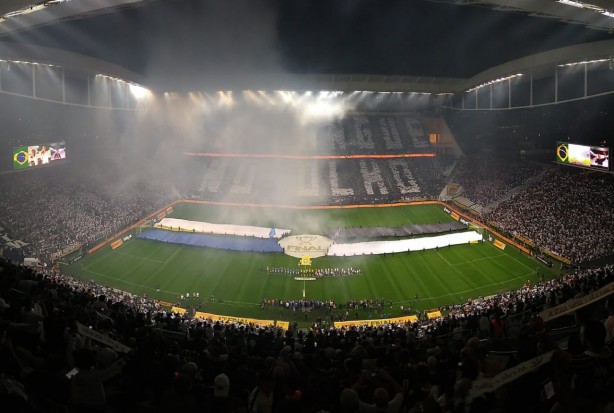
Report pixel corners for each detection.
[65,202,557,322]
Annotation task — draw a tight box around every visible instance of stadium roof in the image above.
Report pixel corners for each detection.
[426,0,614,32]
[2,1,613,35]
[0,0,612,93]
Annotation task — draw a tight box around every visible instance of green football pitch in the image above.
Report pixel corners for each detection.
[65,202,557,322]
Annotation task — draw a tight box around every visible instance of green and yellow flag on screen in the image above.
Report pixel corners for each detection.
[13,146,29,170]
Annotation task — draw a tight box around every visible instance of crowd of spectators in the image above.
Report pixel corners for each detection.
[451,156,543,207]
[191,113,452,206]
[485,168,614,263]
[193,156,452,207]
[1,257,613,412]
[328,115,432,155]
[0,169,175,261]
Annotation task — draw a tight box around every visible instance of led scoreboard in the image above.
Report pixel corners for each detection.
[13,141,66,170]
[556,142,609,171]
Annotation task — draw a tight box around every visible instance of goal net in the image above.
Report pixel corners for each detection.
[468,222,487,240]
[134,219,155,237]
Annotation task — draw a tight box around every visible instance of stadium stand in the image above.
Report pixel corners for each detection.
[0,258,613,413]
[449,155,545,209]
[194,157,452,205]
[0,169,175,262]
[485,168,614,264]
[1,101,613,412]
[328,114,432,155]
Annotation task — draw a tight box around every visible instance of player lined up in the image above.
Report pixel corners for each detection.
[260,297,388,312]
[261,266,363,277]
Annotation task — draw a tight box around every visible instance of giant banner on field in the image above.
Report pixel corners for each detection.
[155,218,290,239]
[279,235,333,258]
[328,231,482,257]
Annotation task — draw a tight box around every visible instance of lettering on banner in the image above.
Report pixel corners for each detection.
[539,281,614,322]
[0,229,29,249]
[110,239,123,250]
[275,321,290,330]
[230,161,255,194]
[544,250,573,265]
[493,239,506,250]
[329,161,354,196]
[171,306,187,315]
[334,315,418,328]
[359,159,388,195]
[426,310,442,319]
[76,322,132,353]
[470,351,554,397]
[279,235,333,259]
[388,159,420,194]
[193,311,283,328]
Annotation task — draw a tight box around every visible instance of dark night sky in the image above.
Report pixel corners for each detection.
[0,0,611,85]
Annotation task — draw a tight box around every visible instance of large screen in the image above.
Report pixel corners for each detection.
[556,141,609,171]
[13,141,66,170]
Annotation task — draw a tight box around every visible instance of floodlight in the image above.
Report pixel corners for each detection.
[129,83,150,100]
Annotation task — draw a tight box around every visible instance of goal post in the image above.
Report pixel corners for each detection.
[133,219,155,237]
[468,222,487,240]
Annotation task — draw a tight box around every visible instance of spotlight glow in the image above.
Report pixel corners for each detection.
[129,83,150,100]
[558,58,610,67]
[466,73,523,93]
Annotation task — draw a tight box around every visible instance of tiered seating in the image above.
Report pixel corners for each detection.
[0,168,175,261]
[485,168,614,263]
[0,259,612,413]
[450,155,544,208]
[194,156,450,205]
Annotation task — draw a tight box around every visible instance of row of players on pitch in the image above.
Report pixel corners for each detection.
[262,266,363,277]
[261,297,389,312]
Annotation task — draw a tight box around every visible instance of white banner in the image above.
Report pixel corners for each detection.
[539,281,614,322]
[76,322,132,353]
[328,231,482,257]
[155,218,290,239]
[470,350,554,397]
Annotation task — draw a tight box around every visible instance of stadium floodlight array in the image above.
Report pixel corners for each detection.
[95,73,151,99]
[557,58,611,67]
[466,73,523,93]
[0,0,71,23]
[0,58,60,68]
[556,0,614,18]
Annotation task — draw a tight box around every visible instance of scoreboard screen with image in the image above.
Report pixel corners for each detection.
[556,142,609,171]
[13,141,66,170]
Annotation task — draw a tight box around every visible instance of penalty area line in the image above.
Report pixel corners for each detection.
[447,253,507,267]
[391,270,534,305]
[436,251,453,266]
[80,267,181,295]
[112,249,167,264]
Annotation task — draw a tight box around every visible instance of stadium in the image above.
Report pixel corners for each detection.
[0,1,614,412]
